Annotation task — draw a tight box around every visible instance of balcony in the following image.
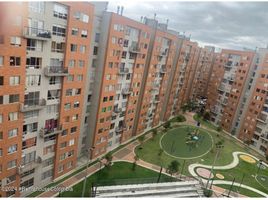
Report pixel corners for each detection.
[44,66,69,77]
[118,67,129,74]
[39,127,62,138]
[113,107,122,114]
[257,113,268,124]
[260,134,268,141]
[20,99,46,112]
[121,88,133,95]
[160,66,167,74]
[17,158,41,174]
[129,44,140,53]
[23,26,51,40]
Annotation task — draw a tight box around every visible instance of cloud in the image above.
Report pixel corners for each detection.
[107,1,268,50]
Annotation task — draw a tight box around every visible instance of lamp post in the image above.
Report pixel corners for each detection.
[257,160,263,176]
[205,144,224,190]
[81,146,95,197]
[237,173,245,193]
[227,175,236,197]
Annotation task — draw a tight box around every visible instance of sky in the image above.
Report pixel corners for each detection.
[107,1,268,51]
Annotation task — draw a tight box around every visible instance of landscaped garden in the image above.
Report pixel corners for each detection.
[59,161,173,197]
[135,115,268,197]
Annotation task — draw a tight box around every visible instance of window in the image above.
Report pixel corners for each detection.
[7,159,17,169]
[70,44,77,52]
[0,132,2,140]
[74,88,81,95]
[64,103,71,110]
[72,114,78,121]
[24,111,38,119]
[0,148,2,156]
[9,76,20,86]
[9,94,19,103]
[20,177,34,189]
[26,75,41,86]
[67,75,74,82]
[72,28,79,36]
[0,96,3,104]
[77,75,83,81]
[79,60,85,67]
[42,169,53,180]
[52,25,66,37]
[95,33,100,43]
[74,12,89,23]
[10,56,21,66]
[53,3,68,20]
[93,46,98,55]
[70,126,77,133]
[49,76,61,85]
[81,30,87,38]
[69,60,76,67]
[58,165,64,173]
[24,91,40,106]
[47,89,60,100]
[10,36,21,46]
[23,122,38,134]
[28,1,44,13]
[8,144,17,154]
[26,57,42,69]
[0,56,3,66]
[7,174,16,184]
[22,151,36,165]
[8,128,18,138]
[46,104,59,114]
[74,101,79,108]
[69,139,75,146]
[66,89,72,96]
[27,39,43,51]
[8,112,18,121]
[0,76,3,86]
[0,114,2,123]
[60,142,67,148]
[51,41,65,53]
[80,45,86,53]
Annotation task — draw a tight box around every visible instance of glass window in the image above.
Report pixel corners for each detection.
[28,2,44,13]
[9,76,20,86]
[10,36,21,46]
[0,56,3,66]
[70,44,77,52]
[8,128,18,138]
[52,25,66,37]
[10,56,21,66]
[80,45,86,53]
[8,112,18,121]
[9,94,19,103]
[81,30,87,38]
[53,3,68,19]
[71,28,78,36]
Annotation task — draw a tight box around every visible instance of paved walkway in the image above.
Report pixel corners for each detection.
[35,112,265,197]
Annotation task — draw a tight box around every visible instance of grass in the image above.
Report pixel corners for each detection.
[216,184,264,197]
[60,161,173,197]
[161,126,213,158]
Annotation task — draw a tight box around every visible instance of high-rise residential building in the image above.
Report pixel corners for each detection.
[206,49,255,132]
[237,48,268,156]
[0,1,94,197]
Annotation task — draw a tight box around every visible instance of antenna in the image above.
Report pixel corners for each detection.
[166,19,169,26]
[154,13,156,20]
[140,16,143,22]
[117,6,120,14]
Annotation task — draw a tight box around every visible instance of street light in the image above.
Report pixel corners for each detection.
[227,174,236,197]
[81,146,95,197]
[237,173,245,194]
[205,143,224,190]
[257,160,263,176]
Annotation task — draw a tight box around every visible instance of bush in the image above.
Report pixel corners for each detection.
[176,115,186,122]
[217,126,222,132]
[203,189,213,197]
[266,155,268,161]
[203,111,210,121]
[163,121,171,129]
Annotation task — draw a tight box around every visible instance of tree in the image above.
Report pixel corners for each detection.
[217,126,222,132]
[138,135,145,149]
[203,111,210,121]
[166,160,180,176]
[152,129,157,140]
[176,115,186,122]
[181,105,187,113]
[104,152,113,169]
[163,121,171,129]
[158,148,164,156]
[132,155,139,171]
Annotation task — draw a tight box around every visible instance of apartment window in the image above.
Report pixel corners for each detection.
[49,76,61,85]
[46,104,59,114]
[69,139,75,146]
[50,58,63,67]
[0,96,3,104]
[24,111,38,119]
[8,128,18,138]
[72,114,78,121]
[69,60,76,67]
[72,28,79,36]
[77,75,83,81]
[53,3,68,20]
[70,126,77,133]
[93,46,98,55]
[26,75,41,86]
[28,1,44,13]
[74,88,81,95]
[10,36,21,46]
[64,103,71,110]
[41,170,53,180]
[51,41,65,53]
[8,144,17,154]
[95,33,100,43]
[0,148,2,156]
[10,56,21,66]
[9,94,19,103]
[0,114,2,123]
[0,56,3,66]
[67,75,74,82]
[22,151,36,165]
[47,89,60,100]
[74,101,79,108]
[60,142,67,148]
[26,57,42,69]
[80,45,86,53]
[0,76,3,86]
[9,76,20,86]
[67,161,73,169]
[24,91,40,106]
[42,158,53,168]
[66,89,72,96]
[23,122,38,134]
[70,44,77,52]
[0,132,2,140]
[74,12,89,23]
[20,178,34,190]
[52,25,66,37]
[7,159,17,169]
[8,112,18,121]
[79,60,85,67]
[7,174,16,184]
[81,30,88,38]
[58,165,64,173]
[27,39,43,51]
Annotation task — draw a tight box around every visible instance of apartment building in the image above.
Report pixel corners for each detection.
[206,49,255,132]
[190,46,215,100]
[237,48,268,156]
[0,1,94,197]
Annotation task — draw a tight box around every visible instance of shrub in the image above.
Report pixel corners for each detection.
[217,126,222,132]
[203,111,210,121]
[158,148,164,156]
[163,121,171,129]
[152,129,157,140]
[266,155,268,161]
[166,160,180,176]
[176,115,186,122]
[203,189,213,197]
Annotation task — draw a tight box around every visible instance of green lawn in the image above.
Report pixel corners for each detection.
[216,184,264,197]
[193,114,218,130]
[161,126,213,158]
[60,161,173,197]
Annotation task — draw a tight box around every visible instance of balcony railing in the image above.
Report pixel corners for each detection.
[129,44,140,53]
[23,26,51,40]
[118,67,129,74]
[20,99,46,112]
[39,126,63,138]
[121,88,133,95]
[17,159,41,174]
[44,66,69,76]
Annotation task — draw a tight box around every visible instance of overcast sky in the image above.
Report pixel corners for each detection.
[107,1,268,51]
